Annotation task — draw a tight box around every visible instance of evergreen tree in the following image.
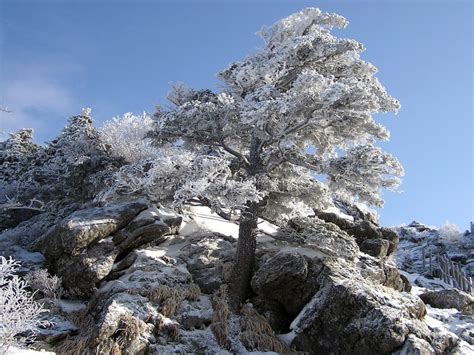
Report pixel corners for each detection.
[153,8,404,308]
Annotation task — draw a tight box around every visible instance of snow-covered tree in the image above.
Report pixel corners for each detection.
[0,110,122,207]
[151,8,404,308]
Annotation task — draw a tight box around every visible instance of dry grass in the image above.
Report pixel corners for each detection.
[239,303,289,353]
[161,297,180,318]
[240,331,289,353]
[93,340,122,355]
[147,283,201,318]
[56,308,95,354]
[55,335,89,355]
[153,314,180,342]
[115,313,148,349]
[210,285,231,350]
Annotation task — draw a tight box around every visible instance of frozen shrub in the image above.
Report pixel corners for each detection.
[438,222,463,244]
[100,112,158,163]
[24,269,63,300]
[0,257,47,353]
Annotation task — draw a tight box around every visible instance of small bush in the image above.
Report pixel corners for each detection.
[0,257,47,354]
[439,222,463,244]
[100,112,158,163]
[24,269,63,300]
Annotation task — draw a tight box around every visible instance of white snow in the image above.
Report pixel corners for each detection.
[58,300,86,313]
[179,206,240,239]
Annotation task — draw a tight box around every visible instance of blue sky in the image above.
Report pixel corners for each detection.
[0,0,472,229]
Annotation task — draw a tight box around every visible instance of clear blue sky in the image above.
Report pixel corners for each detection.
[0,0,472,229]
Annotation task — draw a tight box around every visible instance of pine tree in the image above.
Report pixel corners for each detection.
[152,8,403,309]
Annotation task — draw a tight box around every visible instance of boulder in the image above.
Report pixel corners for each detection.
[394,334,436,355]
[419,289,474,314]
[251,251,322,316]
[291,258,430,354]
[55,237,118,297]
[34,202,185,297]
[35,201,148,259]
[360,238,390,258]
[400,274,412,292]
[357,256,404,291]
[285,217,359,260]
[314,211,398,256]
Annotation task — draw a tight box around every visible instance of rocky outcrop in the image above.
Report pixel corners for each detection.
[360,238,390,258]
[251,251,322,317]
[17,205,461,354]
[33,202,183,297]
[35,201,148,259]
[251,217,438,354]
[419,289,474,315]
[314,210,399,256]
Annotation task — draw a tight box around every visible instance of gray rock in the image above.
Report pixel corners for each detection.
[115,220,181,258]
[400,274,412,292]
[360,238,390,258]
[33,314,78,344]
[286,217,359,260]
[180,233,236,293]
[394,334,435,355]
[291,261,430,354]
[35,201,148,259]
[419,289,474,314]
[251,251,322,316]
[357,256,404,291]
[55,237,118,297]
[380,227,399,255]
[33,202,185,297]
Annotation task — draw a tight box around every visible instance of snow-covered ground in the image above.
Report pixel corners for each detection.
[396,221,474,354]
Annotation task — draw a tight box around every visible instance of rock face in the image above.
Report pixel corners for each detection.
[290,259,429,355]
[14,205,461,355]
[360,238,390,258]
[419,289,474,315]
[34,202,183,297]
[251,251,322,316]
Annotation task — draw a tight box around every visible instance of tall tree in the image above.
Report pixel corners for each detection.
[152,8,403,309]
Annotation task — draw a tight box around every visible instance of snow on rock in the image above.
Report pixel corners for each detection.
[400,271,474,352]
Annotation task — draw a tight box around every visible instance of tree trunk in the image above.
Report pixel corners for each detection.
[228,136,262,311]
[228,201,258,311]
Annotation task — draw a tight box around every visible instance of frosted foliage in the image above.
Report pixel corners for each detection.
[0,257,46,353]
[100,113,158,163]
[151,7,403,219]
[48,115,105,166]
[174,155,262,211]
[96,145,193,202]
[258,7,348,46]
[325,146,403,207]
[98,146,261,211]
